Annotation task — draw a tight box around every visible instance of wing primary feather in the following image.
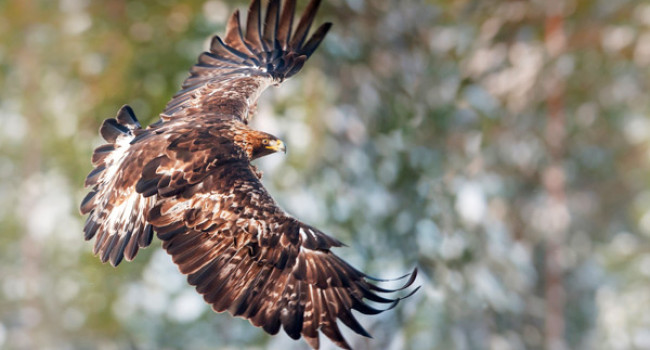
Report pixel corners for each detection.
[351,293,399,315]
[299,22,332,57]
[173,238,231,275]
[301,285,320,349]
[358,284,399,304]
[124,229,141,261]
[210,36,257,64]
[320,289,352,350]
[83,215,100,240]
[90,144,115,165]
[83,166,105,187]
[109,230,132,267]
[262,0,280,51]
[156,225,186,241]
[100,234,119,263]
[204,248,251,307]
[289,0,322,50]
[364,268,419,293]
[220,259,262,314]
[99,118,129,143]
[280,277,304,339]
[363,267,418,282]
[245,0,265,54]
[400,285,422,300]
[230,264,271,317]
[224,10,259,58]
[93,227,109,255]
[333,287,372,338]
[115,105,141,129]
[284,54,307,79]
[80,191,98,215]
[276,0,296,49]
[135,178,159,197]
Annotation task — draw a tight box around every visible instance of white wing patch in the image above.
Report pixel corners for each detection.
[81,105,157,266]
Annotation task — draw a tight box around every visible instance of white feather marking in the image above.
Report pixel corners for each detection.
[299,228,308,241]
[103,189,149,236]
[164,200,192,214]
[115,132,134,147]
[100,144,130,187]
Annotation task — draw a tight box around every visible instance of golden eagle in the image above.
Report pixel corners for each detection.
[80,0,418,348]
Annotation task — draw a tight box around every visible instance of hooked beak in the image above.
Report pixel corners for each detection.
[266,139,287,154]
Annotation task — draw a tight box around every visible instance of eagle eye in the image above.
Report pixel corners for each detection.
[262,139,269,145]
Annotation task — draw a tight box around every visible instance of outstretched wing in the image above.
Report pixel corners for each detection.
[163,0,331,123]
[138,159,418,349]
[80,105,157,266]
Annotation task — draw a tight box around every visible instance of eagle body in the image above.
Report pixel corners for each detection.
[81,1,417,349]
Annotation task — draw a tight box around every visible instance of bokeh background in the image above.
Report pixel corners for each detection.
[1,0,649,349]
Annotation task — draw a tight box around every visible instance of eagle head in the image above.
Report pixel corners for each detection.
[250,131,286,160]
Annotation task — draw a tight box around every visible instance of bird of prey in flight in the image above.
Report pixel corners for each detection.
[80,0,418,348]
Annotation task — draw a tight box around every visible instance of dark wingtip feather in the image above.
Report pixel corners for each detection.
[140,224,154,247]
[100,234,119,263]
[100,118,130,144]
[364,267,418,283]
[109,231,132,267]
[124,234,140,262]
[340,312,372,338]
[135,178,159,197]
[262,315,282,335]
[115,105,140,129]
[91,144,115,165]
[289,0,323,50]
[401,285,422,300]
[300,22,331,57]
[320,320,352,350]
[284,55,307,79]
[84,166,105,187]
[83,215,100,241]
[303,335,319,350]
[80,191,98,215]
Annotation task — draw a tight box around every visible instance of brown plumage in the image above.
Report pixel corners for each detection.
[80,1,418,349]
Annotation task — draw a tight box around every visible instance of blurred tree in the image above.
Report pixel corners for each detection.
[1,0,650,349]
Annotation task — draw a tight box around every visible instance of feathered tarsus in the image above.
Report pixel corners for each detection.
[81,1,418,349]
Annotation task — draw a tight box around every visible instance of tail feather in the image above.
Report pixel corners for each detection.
[81,105,155,266]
